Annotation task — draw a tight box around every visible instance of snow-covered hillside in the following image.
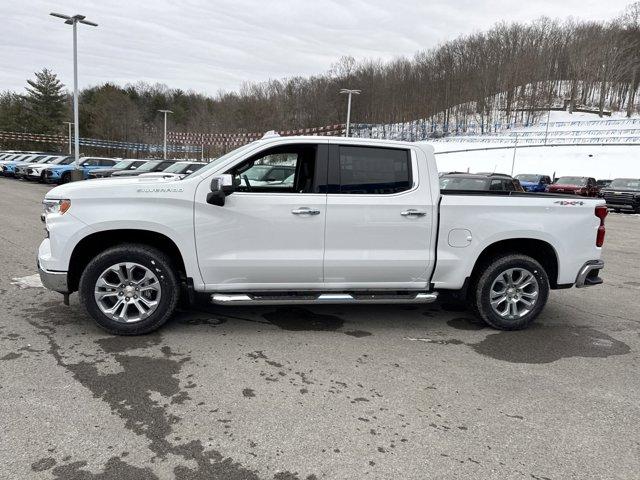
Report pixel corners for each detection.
[431,111,640,179]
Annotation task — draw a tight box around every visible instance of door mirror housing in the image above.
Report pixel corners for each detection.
[207,174,235,206]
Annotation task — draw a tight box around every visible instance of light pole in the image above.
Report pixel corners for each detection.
[63,122,73,155]
[158,110,173,159]
[339,89,361,137]
[543,108,551,145]
[50,12,97,180]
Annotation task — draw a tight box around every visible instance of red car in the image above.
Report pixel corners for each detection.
[547,176,598,197]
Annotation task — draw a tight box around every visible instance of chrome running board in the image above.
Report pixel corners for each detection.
[210,292,438,306]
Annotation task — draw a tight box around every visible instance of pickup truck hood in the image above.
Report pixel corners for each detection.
[45,175,179,199]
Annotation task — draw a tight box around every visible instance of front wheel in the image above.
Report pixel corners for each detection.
[79,244,179,335]
[469,254,549,330]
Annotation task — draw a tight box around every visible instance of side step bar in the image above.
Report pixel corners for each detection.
[211,292,438,306]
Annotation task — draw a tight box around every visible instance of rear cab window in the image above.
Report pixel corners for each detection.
[331,145,412,194]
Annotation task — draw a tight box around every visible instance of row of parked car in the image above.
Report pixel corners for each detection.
[439,172,640,213]
[0,151,206,183]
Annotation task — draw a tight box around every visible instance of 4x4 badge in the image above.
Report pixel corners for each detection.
[554,200,584,206]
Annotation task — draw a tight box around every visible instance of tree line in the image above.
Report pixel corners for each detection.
[1,3,639,155]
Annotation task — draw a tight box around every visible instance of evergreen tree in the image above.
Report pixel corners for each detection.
[23,68,67,133]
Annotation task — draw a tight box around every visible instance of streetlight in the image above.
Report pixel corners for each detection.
[339,88,361,137]
[50,12,98,180]
[63,122,73,155]
[158,110,173,159]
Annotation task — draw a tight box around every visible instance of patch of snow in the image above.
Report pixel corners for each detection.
[434,143,640,179]
[11,274,43,289]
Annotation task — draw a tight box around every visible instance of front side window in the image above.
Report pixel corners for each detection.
[226,144,317,193]
[338,146,411,194]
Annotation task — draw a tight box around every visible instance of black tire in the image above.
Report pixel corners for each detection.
[60,172,71,184]
[79,244,179,335]
[468,254,549,330]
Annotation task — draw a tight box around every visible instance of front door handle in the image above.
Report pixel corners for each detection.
[401,209,427,217]
[292,207,321,215]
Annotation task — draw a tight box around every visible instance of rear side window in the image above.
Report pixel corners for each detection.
[338,146,411,194]
[100,159,115,166]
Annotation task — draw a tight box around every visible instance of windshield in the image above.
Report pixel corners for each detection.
[112,160,135,169]
[162,163,189,173]
[54,157,74,165]
[136,161,162,172]
[515,174,541,183]
[183,142,261,179]
[555,176,586,186]
[440,177,489,190]
[609,179,640,190]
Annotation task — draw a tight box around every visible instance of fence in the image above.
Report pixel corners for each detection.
[0,131,207,155]
[167,124,345,148]
[351,118,640,143]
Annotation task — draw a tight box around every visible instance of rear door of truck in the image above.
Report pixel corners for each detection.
[323,143,436,289]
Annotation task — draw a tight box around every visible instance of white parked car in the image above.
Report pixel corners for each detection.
[38,136,606,335]
[138,161,206,180]
[26,156,74,181]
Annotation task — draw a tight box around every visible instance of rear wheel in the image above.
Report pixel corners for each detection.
[60,172,71,184]
[468,254,549,330]
[79,244,179,335]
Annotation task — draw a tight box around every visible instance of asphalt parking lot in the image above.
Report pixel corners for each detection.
[0,177,638,480]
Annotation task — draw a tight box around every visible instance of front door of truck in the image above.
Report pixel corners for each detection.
[323,145,435,289]
[194,141,328,290]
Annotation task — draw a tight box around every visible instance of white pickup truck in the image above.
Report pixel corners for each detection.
[38,136,607,335]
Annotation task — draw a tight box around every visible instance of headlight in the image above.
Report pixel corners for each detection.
[43,199,71,216]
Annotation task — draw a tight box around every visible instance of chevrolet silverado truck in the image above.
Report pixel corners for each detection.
[37,136,607,335]
[600,178,640,213]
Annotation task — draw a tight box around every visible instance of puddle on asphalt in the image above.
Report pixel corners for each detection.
[95,333,162,353]
[447,317,486,331]
[262,308,345,331]
[470,325,631,364]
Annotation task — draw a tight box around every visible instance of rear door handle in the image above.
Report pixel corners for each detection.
[401,209,427,217]
[292,207,321,215]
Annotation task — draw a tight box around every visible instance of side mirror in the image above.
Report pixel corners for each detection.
[206,174,235,206]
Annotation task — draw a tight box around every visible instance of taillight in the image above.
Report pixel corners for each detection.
[595,205,607,247]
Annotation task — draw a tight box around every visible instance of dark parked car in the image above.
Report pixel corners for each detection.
[596,179,612,197]
[88,159,149,179]
[110,160,176,177]
[515,174,552,192]
[439,173,523,192]
[547,176,598,197]
[600,178,640,213]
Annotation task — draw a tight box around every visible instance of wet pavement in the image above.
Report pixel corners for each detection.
[0,177,638,479]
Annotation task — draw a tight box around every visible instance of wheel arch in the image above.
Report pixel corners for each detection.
[67,229,187,293]
[469,238,560,289]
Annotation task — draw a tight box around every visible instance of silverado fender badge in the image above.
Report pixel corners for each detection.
[137,188,184,193]
[554,200,585,206]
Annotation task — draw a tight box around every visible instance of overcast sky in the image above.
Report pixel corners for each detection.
[1,0,632,96]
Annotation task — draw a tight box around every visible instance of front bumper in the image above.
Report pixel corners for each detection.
[38,260,69,294]
[605,202,638,211]
[575,260,604,288]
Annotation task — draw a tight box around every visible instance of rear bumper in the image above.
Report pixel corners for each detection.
[575,260,604,288]
[37,260,69,294]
